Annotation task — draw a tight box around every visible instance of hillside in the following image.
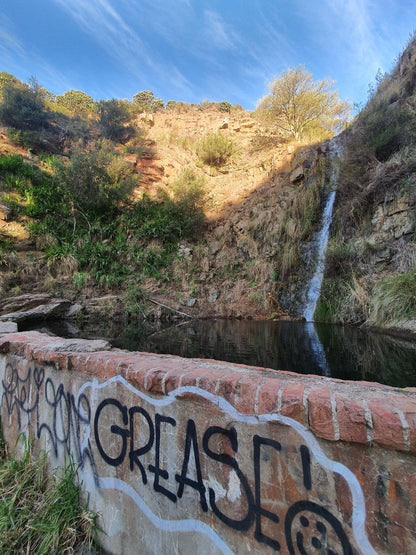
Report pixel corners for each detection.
[0,103,316,320]
[1,36,416,337]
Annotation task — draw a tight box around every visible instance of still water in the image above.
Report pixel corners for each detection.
[23,318,416,388]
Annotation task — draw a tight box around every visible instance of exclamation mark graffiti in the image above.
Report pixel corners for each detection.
[300,445,312,491]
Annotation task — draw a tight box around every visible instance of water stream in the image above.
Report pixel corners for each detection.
[303,139,342,321]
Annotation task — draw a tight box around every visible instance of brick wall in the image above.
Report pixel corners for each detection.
[1,331,415,554]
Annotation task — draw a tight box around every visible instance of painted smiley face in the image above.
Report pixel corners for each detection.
[285,500,354,555]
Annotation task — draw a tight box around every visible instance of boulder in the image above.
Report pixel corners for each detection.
[0,299,71,324]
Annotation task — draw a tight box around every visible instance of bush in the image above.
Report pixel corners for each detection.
[6,127,44,151]
[97,98,134,142]
[218,101,231,113]
[51,139,138,220]
[196,133,233,166]
[0,83,48,130]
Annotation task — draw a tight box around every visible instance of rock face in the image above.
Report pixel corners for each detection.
[0,294,71,324]
[371,195,416,240]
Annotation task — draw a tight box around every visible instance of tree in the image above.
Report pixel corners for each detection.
[0,72,22,93]
[0,83,48,130]
[55,89,95,115]
[256,65,351,141]
[97,98,133,141]
[132,90,164,113]
[132,90,154,111]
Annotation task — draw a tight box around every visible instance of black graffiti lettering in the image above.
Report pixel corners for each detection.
[203,425,255,532]
[285,500,354,555]
[129,406,154,484]
[175,418,208,512]
[1,364,355,551]
[148,413,177,503]
[94,398,129,467]
[300,445,312,491]
[253,434,281,550]
[1,365,98,484]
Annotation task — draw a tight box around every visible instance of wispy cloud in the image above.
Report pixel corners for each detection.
[0,12,25,61]
[326,0,382,73]
[203,10,240,51]
[52,0,156,77]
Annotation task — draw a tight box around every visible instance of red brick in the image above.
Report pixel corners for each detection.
[46,351,68,371]
[235,374,264,414]
[146,368,170,393]
[281,382,306,424]
[308,386,335,441]
[335,394,368,444]
[84,355,97,375]
[389,395,416,452]
[216,372,244,405]
[178,368,209,388]
[368,397,405,450]
[164,364,197,392]
[257,378,282,414]
[197,367,231,393]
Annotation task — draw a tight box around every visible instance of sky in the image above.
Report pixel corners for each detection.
[1,0,415,110]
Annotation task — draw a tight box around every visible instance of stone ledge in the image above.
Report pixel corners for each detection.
[1,330,415,453]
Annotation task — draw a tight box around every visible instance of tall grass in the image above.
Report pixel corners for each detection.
[0,432,98,554]
[369,270,416,326]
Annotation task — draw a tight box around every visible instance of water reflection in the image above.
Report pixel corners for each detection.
[24,319,416,388]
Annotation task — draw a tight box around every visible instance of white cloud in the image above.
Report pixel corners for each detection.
[51,0,156,77]
[203,10,240,51]
[0,12,25,61]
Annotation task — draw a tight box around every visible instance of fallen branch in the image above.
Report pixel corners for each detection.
[149,298,192,319]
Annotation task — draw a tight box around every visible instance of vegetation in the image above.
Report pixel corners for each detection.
[256,65,351,141]
[0,431,98,554]
[316,34,416,326]
[55,89,95,116]
[0,83,48,131]
[133,90,164,112]
[218,101,232,112]
[97,98,134,142]
[0,144,206,290]
[196,133,233,166]
[369,271,416,327]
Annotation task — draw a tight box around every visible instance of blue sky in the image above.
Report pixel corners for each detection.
[1,0,415,110]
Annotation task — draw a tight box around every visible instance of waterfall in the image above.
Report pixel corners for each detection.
[303,139,342,322]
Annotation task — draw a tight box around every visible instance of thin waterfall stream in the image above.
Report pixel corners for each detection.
[303,139,342,321]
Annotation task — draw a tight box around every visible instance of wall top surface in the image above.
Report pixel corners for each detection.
[1,330,416,453]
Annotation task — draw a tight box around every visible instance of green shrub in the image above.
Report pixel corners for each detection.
[5,127,44,151]
[97,98,134,142]
[196,133,233,166]
[51,139,138,220]
[218,101,231,113]
[0,83,48,130]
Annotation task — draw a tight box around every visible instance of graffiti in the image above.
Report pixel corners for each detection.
[82,378,376,555]
[1,362,98,483]
[1,365,376,555]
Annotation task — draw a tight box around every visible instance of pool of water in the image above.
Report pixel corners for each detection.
[21,318,416,388]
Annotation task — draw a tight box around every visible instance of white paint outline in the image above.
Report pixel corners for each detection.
[76,376,376,555]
